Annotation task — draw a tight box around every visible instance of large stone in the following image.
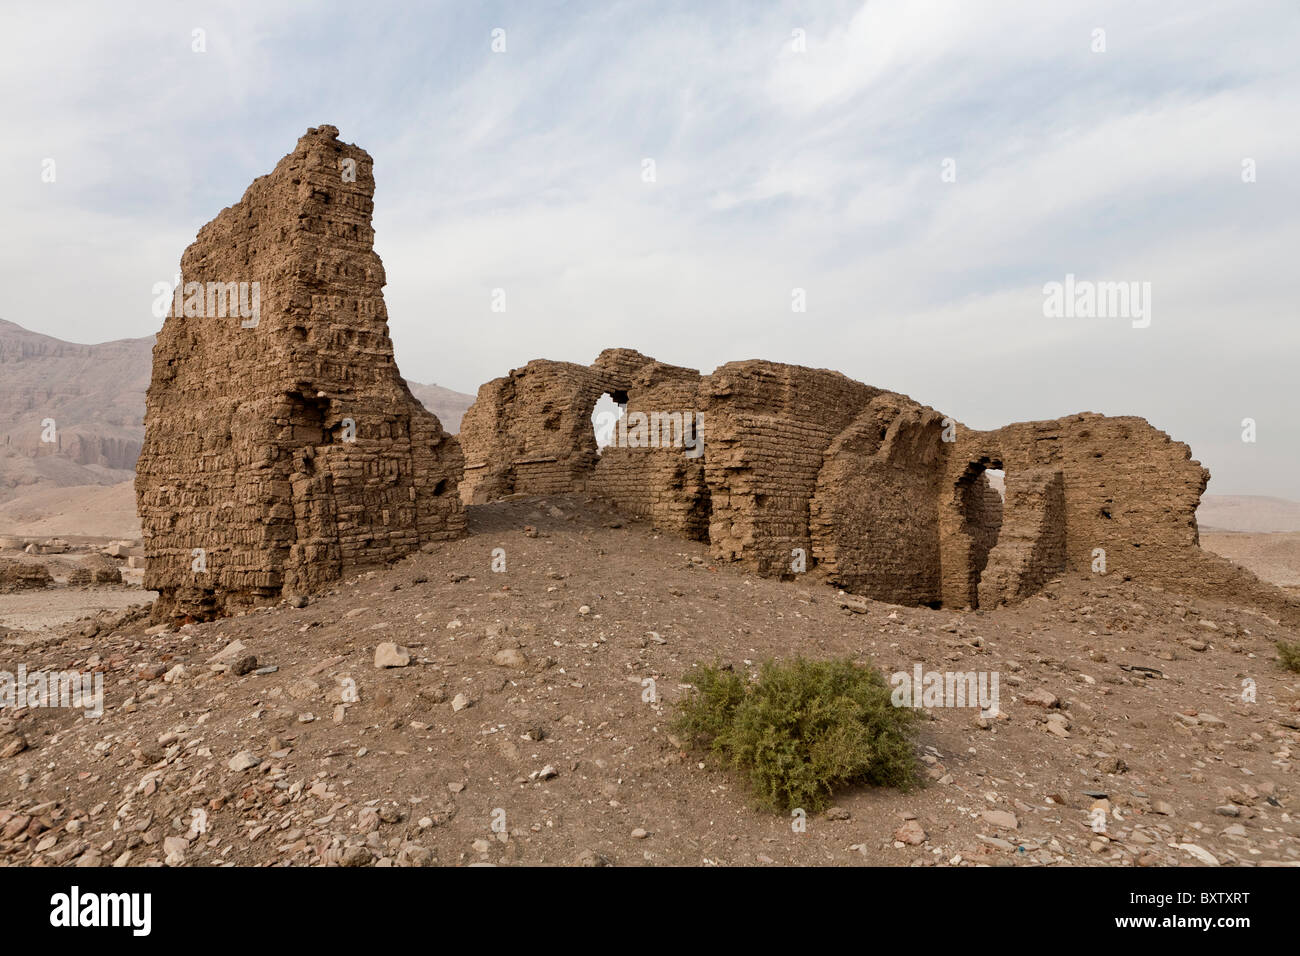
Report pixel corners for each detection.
[374,643,411,668]
[981,810,1019,830]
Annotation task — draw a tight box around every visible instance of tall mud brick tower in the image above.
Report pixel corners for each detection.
[137,125,464,621]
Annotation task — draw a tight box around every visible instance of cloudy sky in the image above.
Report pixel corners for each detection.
[1,0,1296,496]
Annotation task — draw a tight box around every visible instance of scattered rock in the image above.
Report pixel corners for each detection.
[893,820,927,845]
[492,648,527,668]
[374,643,412,668]
[981,810,1019,830]
[227,751,260,772]
[207,640,247,664]
[1022,689,1059,708]
[1177,843,1220,866]
[339,845,373,867]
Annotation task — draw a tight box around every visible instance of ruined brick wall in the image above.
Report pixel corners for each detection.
[809,393,949,605]
[457,349,706,529]
[702,362,881,575]
[1173,550,1300,625]
[947,414,1202,586]
[458,360,604,503]
[458,346,1299,621]
[587,351,707,538]
[956,414,1298,621]
[0,558,52,592]
[136,125,464,621]
[455,350,676,502]
[977,468,1066,607]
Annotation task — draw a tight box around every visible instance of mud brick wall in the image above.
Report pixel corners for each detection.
[133,127,1298,624]
[956,414,1203,579]
[460,347,1287,619]
[809,393,949,605]
[0,559,52,592]
[702,362,881,575]
[937,453,1005,609]
[458,360,606,503]
[457,375,514,503]
[977,468,1066,607]
[959,414,1299,621]
[136,126,464,622]
[588,369,708,539]
[458,348,705,523]
[1176,550,1300,625]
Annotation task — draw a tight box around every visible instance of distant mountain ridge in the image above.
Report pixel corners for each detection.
[0,318,474,503]
[405,381,474,434]
[0,318,151,501]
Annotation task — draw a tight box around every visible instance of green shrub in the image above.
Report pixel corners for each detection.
[1278,640,1300,674]
[671,657,918,812]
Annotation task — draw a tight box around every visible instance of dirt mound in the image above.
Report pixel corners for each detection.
[1,496,1296,868]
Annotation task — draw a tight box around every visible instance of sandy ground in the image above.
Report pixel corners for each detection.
[1202,532,1300,593]
[0,482,139,539]
[0,588,154,639]
[1,494,1298,868]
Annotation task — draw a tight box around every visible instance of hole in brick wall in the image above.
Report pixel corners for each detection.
[591,392,626,453]
[985,468,1005,501]
[956,459,1004,607]
[286,390,330,446]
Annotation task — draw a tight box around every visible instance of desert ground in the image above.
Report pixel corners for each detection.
[1,493,1297,867]
[0,482,140,541]
[1201,532,1300,594]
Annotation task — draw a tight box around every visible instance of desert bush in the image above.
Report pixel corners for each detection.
[672,657,918,812]
[1278,640,1300,674]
